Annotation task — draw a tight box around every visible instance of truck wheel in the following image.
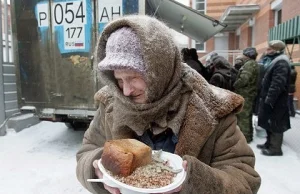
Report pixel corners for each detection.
[65,121,88,131]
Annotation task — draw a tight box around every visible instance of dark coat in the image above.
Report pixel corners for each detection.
[209,56,232,90]
[209,69,232,90]
[258,54,291,133]
[185,58,206,76]
[289,66,297,93]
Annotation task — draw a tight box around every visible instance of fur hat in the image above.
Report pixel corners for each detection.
[243,47,258,60]
[268,40,286,52]
[98,27,145,74]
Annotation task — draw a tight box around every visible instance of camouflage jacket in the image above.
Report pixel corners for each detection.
[233,59,259,98]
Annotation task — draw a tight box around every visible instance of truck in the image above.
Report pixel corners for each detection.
[11,0,226,129]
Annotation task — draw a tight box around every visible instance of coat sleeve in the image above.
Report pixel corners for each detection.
[180,114,261,194]
[76,103,110,194]
[233,61,254,89]
[265,60,290,106]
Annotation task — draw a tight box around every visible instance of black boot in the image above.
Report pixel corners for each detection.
[257,143,268,149]
[261,133,283,156]
[257,130,271,149]
[262,148,283,156]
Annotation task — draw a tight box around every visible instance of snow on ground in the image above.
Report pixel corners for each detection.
[0,122,90,194]
[249,137,300,194]
[1,118,300,194]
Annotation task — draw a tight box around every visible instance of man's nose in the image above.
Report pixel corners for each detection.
[122,82,133,96]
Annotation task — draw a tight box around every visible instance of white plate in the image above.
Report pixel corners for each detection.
[88,150,186,194]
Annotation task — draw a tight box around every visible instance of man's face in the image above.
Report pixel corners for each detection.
[114,69,147,104]
[266,47,276,55]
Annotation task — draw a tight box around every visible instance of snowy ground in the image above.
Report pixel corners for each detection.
[1,117,300,194]
[0,122,90,194]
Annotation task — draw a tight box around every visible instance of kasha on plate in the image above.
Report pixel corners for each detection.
[88,139,186,194]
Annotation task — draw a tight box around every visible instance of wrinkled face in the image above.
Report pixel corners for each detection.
[114,69,147,104]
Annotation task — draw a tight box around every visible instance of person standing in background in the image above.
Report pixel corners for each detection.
[288,65,297,117]
[257,40,291,156]
[252,61,267,138]
[253,54,269,138]
[209,56,233,90]
[189,48,208,78]
[233,48,259,143]
[204,52,218,81]
[234,55,245,71]
[181,48,205,76]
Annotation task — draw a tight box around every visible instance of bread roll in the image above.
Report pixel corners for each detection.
[101,139,152,176]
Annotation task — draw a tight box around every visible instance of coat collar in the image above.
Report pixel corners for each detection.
[175,67,244,156]
[175,92,217,156]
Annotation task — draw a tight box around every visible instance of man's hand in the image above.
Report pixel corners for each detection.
[93,160,120,194]
[156,160,188,194]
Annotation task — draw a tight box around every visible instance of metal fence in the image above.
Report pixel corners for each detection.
[0,0,18,127]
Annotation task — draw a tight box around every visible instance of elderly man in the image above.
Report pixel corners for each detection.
[257,40,291,156]
[76,15,261,194]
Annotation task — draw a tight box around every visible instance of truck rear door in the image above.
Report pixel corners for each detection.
[14,0,96,110]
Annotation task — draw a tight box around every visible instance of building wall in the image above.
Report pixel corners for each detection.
[235,0,273,56]
[282,0,300,21]
[198,0,236,61]
[236,0,300,108]
[253,4,274,56]
[1,4,11,34]
[283,0,300,63]
[206,0,236,19]
[0,2,18,125]
[236,0,300,59]
[282,0,300,108]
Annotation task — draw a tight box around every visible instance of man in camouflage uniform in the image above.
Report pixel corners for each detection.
[233,47,259,143]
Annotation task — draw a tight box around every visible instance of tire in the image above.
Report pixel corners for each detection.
[65,121,88,131]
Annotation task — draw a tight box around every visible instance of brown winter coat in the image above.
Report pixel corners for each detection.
[76,15,261,194]
[76,69,261,194]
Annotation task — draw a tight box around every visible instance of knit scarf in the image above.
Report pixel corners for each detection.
[110,76,191,138]
[262,52,282,68]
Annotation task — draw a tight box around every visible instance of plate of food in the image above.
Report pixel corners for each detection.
[87,139,186,194]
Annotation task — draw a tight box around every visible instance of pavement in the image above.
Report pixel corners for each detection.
[252,113,300,156]
[1,114,300,194]
[284,114,300,156]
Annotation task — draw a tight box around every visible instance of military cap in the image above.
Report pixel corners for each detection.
[243,47,258,60]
